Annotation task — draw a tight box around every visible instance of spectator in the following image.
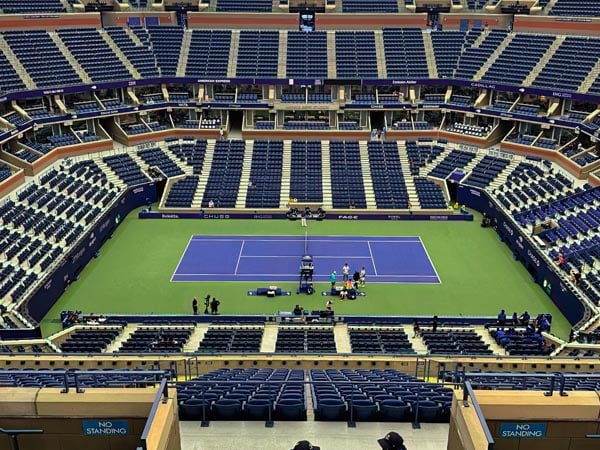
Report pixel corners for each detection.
[293,441,320,450]
[557,253,565,267]
[326,300,333,311]
[378,431,407,450]
[519,311,530,326]
[432,315,439,333]
[412,319,421,338]
[511,312,519,326]
[497,309,507,326]
[293,304,303,315]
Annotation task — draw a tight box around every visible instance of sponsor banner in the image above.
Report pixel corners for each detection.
[457,184,586,325]
[1,76,600,105]
[139,211,472,221]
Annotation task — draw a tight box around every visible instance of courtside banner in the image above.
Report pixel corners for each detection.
[457,184,586,326]
[23,184,157,327]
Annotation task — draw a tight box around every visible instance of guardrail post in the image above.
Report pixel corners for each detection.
[347,383,356,428]
[60,371,69,394]
[544,375,555,397]
[412,384,421,429]
[74,371,85,394]
[201,390,209,427]
[266,398,273,428]
[558,373,568,397]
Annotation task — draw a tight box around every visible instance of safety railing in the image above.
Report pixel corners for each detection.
[0,369,171,393]
[461,381,495,450]
[137,376,171,450]
[0,428,44,450]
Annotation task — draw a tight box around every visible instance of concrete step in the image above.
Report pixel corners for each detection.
[474,325,506,355]
[235,140,254,208]
[183,324,210,352]
[333,323,352,353]
[405,326,430,355]
[260,323,279,353]
[106,324,139,353]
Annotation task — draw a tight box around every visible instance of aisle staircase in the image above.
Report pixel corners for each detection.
[326,31,337,79]
[0,35,36,89]
[374,30,387,79]
[183,324,210,352]
[524,35,565,86]
[279,140,292,207]
[475,325,506,355]
[473,33,514,81]
[277,30,288,78]
[471,29,489,48]
[260,323,278,353]
[333,323,352,353]
[226,30,241,78]
[461,151,487,175]
[105,324,138,353]
[92,154,127,189]
[176,30,192,77]
[488,158,520,190]
[404,327,429,354]
[397,142,420,207]
[321,140,333,209]
[359,141,377,209]
[236,139,255,207]
[418,143,452,177]
[48,32,92,84]
[99,29,141,79]
[580,59,600,93]
[191,140,216,208]
[422,31,439,79]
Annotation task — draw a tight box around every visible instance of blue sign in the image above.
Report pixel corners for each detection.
[499,423,547,439]
[83,420,129,436]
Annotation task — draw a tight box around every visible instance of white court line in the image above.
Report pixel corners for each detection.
[170,235,194,282]
[173,273,440,278]
[192,234,423,239]
[191,237,422,243]
[238,255,372,259]
[367,241,378,276]
[233,240,245,275]
[417,236,442,284]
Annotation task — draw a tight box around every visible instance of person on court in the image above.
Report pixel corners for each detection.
[342,263,350,282]
[330,270,337,288]
[359,266,366,287]
[301,211,307,227]
[192,297,198,315]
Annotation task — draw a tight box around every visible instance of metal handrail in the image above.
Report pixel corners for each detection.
[138,377,170,450]
[0,427,43,450]
[461,381,494,450]
[0,369,170,394]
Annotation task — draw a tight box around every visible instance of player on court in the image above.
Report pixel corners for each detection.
[342,263,350,282]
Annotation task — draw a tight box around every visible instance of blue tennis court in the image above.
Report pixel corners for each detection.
[171,235,440,284]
